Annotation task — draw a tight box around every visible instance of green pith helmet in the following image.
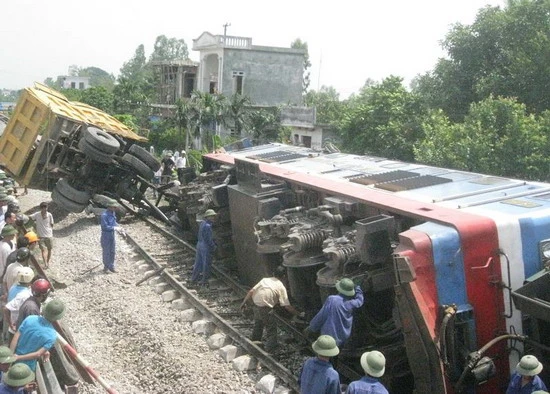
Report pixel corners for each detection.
[1,225,17,237]
[516,355,543,376]
[43,299,66,322]
[0,194,8,202]
[106,200,119,208]
[204,209,217,218]
[361,350,386,377]
[312,335,340,357]
[0,187,7,194]
[0,173,7,180]
[0,346,16,364]
[335,278,355,297]
[4,363,35,387]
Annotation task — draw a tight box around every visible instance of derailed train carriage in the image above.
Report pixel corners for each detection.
[181,142,550,393]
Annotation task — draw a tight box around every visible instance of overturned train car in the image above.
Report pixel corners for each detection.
[198,143,550,393]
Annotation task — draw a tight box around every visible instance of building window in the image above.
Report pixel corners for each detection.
[70,82,76,89]
[79,82,85,90]
[232,71,244,95]
[302,136,312,148]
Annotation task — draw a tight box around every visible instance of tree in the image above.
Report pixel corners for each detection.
[188,91,225,150]
[248,107,282,143]
[413,1,550,121]
[120,44,148,80]
[149,35,189,63]
[113,77,150,117]
[79,67,115,90]
[291,39,311,93]
[340,76,426,161]
[304,86,344,126]
[223,94,252,136]
[415,96,550,180]
[78,86,114,113]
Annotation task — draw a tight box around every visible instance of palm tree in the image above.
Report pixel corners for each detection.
[223,93,252,136]
[188,91,225,151]
[174,99,190,153]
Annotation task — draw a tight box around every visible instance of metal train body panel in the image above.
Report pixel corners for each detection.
[203,143,550,393]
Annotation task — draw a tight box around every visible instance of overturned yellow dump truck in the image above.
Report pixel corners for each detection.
[0,83,161,213]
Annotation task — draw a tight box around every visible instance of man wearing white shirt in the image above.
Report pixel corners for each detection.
[29,202,54,268]
[176,150,187,183]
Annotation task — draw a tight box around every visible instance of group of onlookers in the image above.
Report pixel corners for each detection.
[0,195,67,393]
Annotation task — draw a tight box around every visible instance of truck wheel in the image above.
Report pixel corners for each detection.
[128,145,161,172]
[82,127,120,154]
[78,139,114,164]
[55,179,91,204]
[51,188,87,213]
[121,153,154,180]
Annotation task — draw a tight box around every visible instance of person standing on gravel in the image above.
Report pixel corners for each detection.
[191,209,217,286]
[100,201,124,274]
[4,267,34,344]
[298,334,341,394]
[176,150,187,183]
[16,279,51,330]
[29,202,54,268]
[240,266,303,353]
[10,298,65,372]
[0,226,17,289]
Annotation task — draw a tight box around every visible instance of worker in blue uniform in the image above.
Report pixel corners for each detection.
[298,334,341,394]
[191,209,217,286]
[0,363,35,393]
[506,355,548,394]
[306,277,364,346]
[100,201,124,274]
[346,350,389,394]
[0,346,16,382]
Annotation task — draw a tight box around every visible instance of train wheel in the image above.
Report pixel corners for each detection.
[51,188,87,213]
[82,127,120,154]
[78,139,114,164]
[55,179,91,204]
[121,153,154,180]
[128,144,160,172]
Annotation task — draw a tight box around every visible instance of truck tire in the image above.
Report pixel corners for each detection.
[55,179,91,204]
[51,188,86,213]
[128,144,161,172]
[82,127,120,154]
[121,153,154,180]
[78,139,114,164]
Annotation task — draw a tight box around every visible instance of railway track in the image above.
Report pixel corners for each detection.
[120,211,310,392]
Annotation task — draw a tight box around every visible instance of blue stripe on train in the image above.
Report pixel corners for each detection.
[519,216,550,279]
[413,222,468,306]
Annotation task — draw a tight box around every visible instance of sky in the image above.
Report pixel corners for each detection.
[1,0,506,99]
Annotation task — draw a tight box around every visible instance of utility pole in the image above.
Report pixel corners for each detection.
[223,22,231,37]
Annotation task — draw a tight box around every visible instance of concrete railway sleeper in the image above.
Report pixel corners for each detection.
[121,215,311,393]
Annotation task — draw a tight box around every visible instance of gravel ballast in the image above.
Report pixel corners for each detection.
[19,189,258,394]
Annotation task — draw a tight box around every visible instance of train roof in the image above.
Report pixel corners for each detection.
[205,143,550,222]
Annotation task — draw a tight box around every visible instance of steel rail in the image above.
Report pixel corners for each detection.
[121,204,360,383]
[123,232,301,392]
